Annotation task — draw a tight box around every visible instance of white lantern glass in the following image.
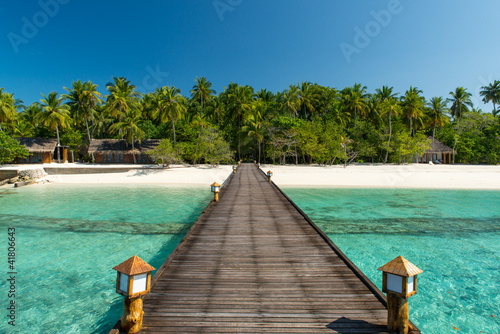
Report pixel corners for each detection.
[120,273,129,293]
[408,276,415,293]
[387,273,403,294]
[132,273,148,294]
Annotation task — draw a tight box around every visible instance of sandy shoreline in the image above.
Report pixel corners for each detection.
[1,163,500,189]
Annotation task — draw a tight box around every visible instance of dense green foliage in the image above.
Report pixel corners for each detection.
[0,132,29,164]
[1,77,499,165]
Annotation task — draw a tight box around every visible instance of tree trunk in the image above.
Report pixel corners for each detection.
[258,142,261,163]
[384,111,392,164]
[172,118,176,145]
[132,136,137,164]
[56,125,61,163]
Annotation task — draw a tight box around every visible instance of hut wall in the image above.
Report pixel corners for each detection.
[94,153,104,163]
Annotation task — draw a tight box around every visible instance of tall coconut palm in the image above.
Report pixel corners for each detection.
[63,80,102,144]
[448,87,473,121]
[426,97,450,140]
[282,85,299,119]
[341,83,368,121]
[37,92,71,163]
[0,88,17,132]
[242,103,264,163]
[226,83,253,159]
[379,97,402,163]
[190,77,216,117]
[109,109,145,164]
[402,86,425,135]
[297,82,320,119]
[153,86,187,145]
[375,85,397,102]
[480,80,500,116]
[105,77,141,120]
[205,95,225,127]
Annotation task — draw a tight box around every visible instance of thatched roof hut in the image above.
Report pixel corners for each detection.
[88,139,161,164]
[15,137,57,153]
[426,137,453,153]
[422,137,453,164]
[88,139,161,154]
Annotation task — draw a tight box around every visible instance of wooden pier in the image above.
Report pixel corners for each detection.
[111,163,420,333]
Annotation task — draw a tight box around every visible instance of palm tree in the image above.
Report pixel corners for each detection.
[282,85,299,119]
[190,77,216,117]
[105,77,141,120]
[37,92,71,163]
[205,95,225,127]
[402,86,425,135]
[242,104,264,163]
[448,87,473,121]
[375,85,397,101]
[109,109,145,164]
[0,88,17,132]
[63,80,102,144]
[153,86,187,145]
[226,83,253,159]
[341,83,368,121]
[480,80,500,116]
[379,97,401,163]
[297,82,320,119]
[426,97,450,140]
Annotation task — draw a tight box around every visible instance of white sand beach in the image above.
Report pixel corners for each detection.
[2,163,499,189]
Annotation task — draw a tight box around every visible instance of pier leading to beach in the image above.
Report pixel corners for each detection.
[111,163,420,333]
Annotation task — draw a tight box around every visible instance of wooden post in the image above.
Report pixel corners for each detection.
[387,293,409,334]
[121,296,144,334]
[214,192,219,202]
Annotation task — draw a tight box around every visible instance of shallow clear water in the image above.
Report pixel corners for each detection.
[0,184,211,334]
[282,188,500,334]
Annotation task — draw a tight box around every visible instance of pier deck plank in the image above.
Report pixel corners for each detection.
[135,164,419,333]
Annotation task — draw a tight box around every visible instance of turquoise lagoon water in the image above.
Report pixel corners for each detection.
[282,188,500,334]
[0,184,212,333]
[1,184,499,333]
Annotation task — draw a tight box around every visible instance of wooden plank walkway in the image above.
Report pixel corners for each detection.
[115,163,420,333]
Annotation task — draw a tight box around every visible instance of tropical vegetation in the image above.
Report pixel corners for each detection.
[1,77,499,165]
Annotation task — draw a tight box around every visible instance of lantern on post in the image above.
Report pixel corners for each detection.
[211,182,221,202]
[378,256,423,334]
[257,163,260,168]
[266,170,273,182]
[238,160,241,166]
[232,165,237,173]
[113,255,155,334]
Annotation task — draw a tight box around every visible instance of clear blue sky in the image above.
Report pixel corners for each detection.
[1,0,499,111]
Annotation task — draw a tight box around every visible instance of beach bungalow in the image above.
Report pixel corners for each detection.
[14,137,70,164]
[421,137,453,164]
[88,139,160,164]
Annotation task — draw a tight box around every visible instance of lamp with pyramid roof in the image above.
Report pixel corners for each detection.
[211,182,221,202]
[113,255,156,298]
[378,255,423,298]
[378,256,423,334]
[113,255,155,333]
